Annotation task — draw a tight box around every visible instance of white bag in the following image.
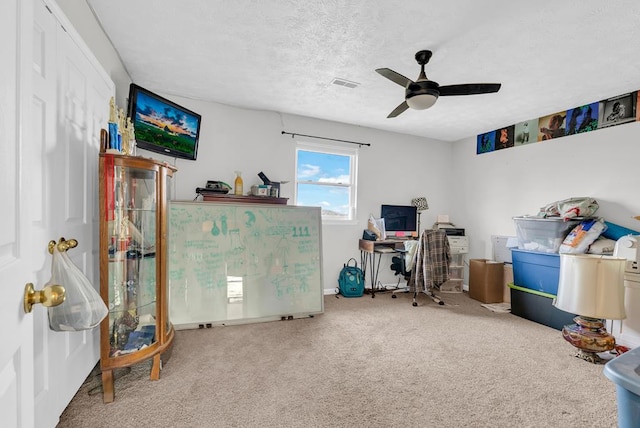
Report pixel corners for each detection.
[47,246,108,332]
[368,214,386,240]
[541,197,599,219]
[559,218,607,254]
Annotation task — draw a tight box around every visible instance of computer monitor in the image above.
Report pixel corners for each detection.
[380,205,417,237]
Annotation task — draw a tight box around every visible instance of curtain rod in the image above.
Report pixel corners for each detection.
[281,131,371,147]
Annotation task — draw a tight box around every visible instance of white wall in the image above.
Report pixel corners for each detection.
[143,96,454,291]
[451,123,640,261]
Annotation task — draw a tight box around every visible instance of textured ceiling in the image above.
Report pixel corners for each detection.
[87,0,640,142]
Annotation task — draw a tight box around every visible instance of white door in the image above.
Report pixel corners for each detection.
[0,0,36,425]
[1,0,114,426]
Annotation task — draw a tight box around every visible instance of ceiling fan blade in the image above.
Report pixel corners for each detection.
[438,83,501,96]
[375,68,413,87]
[387,101,409,118]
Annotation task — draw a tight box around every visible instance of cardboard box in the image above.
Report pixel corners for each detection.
[469,259,504,303]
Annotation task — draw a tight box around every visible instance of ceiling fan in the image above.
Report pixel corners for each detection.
[376,50,501,118]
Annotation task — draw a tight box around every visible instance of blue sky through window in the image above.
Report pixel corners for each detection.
[296,150,351,217]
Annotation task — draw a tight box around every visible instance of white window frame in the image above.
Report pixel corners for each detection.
[294,140,358,225]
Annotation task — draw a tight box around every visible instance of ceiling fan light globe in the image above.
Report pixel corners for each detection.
[406,93,437,110]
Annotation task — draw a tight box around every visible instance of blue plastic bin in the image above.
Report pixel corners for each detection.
[603,346,640,428]
[511,249,560,295]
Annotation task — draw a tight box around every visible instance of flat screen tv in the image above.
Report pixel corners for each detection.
[381,204,417,237]
[127,83,201,160]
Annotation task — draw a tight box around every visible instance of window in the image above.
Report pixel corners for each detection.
[295,141,358,222]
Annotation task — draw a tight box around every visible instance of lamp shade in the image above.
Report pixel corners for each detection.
[406,93,438,110]
[411,197,429,211]
[554,254,626,320]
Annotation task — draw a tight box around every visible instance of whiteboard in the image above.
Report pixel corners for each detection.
[168,201,324,328]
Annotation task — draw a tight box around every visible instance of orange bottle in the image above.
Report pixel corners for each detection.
[234,171,243,195]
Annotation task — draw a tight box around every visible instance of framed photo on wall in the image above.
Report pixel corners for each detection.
[598,92,636,129]
[477,131,496,154]
[538,111,567,141]
[566,102,599,135]
[514,119,538,146]
[495,125,515,150]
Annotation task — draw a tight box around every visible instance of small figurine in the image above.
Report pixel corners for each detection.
[113,310,138,350]
[108,97,119,151]
[123,117,136,155]
[117,108,126,152]
[108,97,116,123]
[121,116,130,155]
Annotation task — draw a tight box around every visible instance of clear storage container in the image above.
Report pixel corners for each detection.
[513,216,581,253]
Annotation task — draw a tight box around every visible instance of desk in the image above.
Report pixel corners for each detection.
[358,239,409,298]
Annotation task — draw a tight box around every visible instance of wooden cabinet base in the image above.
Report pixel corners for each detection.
[101,370,114,403]
[150,353,161,381]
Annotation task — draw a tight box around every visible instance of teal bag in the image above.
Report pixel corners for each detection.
[338,258,364,297]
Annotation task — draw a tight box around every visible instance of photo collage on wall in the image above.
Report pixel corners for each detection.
[477,91,640,154]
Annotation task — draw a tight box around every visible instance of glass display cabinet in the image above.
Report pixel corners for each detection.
[98,153,177,403]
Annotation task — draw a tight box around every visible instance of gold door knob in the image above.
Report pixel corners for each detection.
[23,283,66,313]
[48,237,78,254]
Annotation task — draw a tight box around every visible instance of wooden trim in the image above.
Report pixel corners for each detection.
[200,193,288,205]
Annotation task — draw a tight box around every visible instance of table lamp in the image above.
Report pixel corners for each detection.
[411,197,428,234]
[553,254,626,364]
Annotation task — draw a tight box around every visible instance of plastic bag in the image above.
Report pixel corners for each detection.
[47,246,108,331]
[540,197,599,219]
[559,218,607,254]
[368,214,385,240]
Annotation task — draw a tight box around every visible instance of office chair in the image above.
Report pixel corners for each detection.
[390,252,410,281]
[389,241,418,297]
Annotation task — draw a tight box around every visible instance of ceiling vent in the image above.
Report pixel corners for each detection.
[331,78,359,89]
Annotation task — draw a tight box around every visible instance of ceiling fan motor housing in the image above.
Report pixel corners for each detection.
[406,80,440,110]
